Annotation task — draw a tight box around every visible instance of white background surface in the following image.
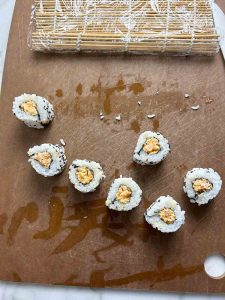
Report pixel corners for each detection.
[0,0,225,299]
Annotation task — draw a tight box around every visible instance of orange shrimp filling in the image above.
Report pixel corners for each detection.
[76,167,94,185]
[159,208,175,224]
[143,138,160,154]
[20,101,38,116]
[33,152,52,168]
[116,185,132,204]
[192,178,212,193]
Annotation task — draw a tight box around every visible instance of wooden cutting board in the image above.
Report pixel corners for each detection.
[0,0,225,293]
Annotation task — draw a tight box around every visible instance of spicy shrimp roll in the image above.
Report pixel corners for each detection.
[145,195,185,233]
[28,143,66,177]
[69,160,105,193]
[133,131,170,165]
[12,93,54,129]
[183,168,222,205]
[105,177,142,211]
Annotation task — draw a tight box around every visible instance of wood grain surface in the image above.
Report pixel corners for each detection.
[0,0,225,293]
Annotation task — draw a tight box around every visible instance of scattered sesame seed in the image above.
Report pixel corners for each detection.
[191,105,200,110]
[115,114,121,121]
[83,216,88,219]
[205,98,213,104]
[147,114,156,119]
[184,93,190,98]
[138,101,141,105]
[60,139,66,146]
[100,115,105,120]
[156,91,159,95]
[99,111,103,116]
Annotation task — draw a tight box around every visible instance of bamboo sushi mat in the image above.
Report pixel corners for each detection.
[29,0,220,55]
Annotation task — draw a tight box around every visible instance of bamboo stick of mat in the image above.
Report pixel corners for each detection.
[29,0,220,55]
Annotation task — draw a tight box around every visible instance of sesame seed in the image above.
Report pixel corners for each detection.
[205,98,213,104]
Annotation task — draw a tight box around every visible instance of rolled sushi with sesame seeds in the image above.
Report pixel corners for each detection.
[12,93,54,129]
[183,168,222,205]
[145,195,185,233]
[105,177,142,211]
[28,143,66,177]
[133,131,170,165]
[69,160,105,193]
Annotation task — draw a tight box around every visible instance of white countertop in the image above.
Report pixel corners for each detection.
[0,0,225,299]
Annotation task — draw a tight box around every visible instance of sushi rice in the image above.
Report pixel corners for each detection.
[28,143,67,177]
[145,195,185,233]
[133,131,170,165]
[183,168,222,205]
[69,159,105,193]
[13,93,54,129]
[105,177,142,211]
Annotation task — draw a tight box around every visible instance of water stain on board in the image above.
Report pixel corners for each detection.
[56,90,184,119]
[60,274,78,285]
[56,78,146,118]
[126,162,134,170]
[33,197,64,240]
[56,89,63,97]
[90,79,101,95]
[51,199,149,256]
[90,79,126,115]
[52,199,105,254]
[7,202,38,245]
[129,82,144,95]
[69,256,203,287]
[92,213,135,263]
[114,169,120,178]
[52,186,69,194]
[0,213,8,234]
[12,272,22,282]
[130,120,140,133]
[153,119,159,131]
[76,83,83,96]
[103,79,126,115]
[88,258,203,288]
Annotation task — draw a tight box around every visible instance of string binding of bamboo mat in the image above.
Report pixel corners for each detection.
[28,0,220,55]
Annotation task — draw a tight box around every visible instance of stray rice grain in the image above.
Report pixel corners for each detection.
[191,105,200,110]
[115,114,121,121]
[147,114,156,119]
[60,139,66,146]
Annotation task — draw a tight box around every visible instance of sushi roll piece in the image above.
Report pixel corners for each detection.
[106,177,142,211]
[12,93,54,129]
[145,195,185,233]
[183,168,222,205]
[28,143,67,177]
[133,131,170,165]
[69,160,105,193]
